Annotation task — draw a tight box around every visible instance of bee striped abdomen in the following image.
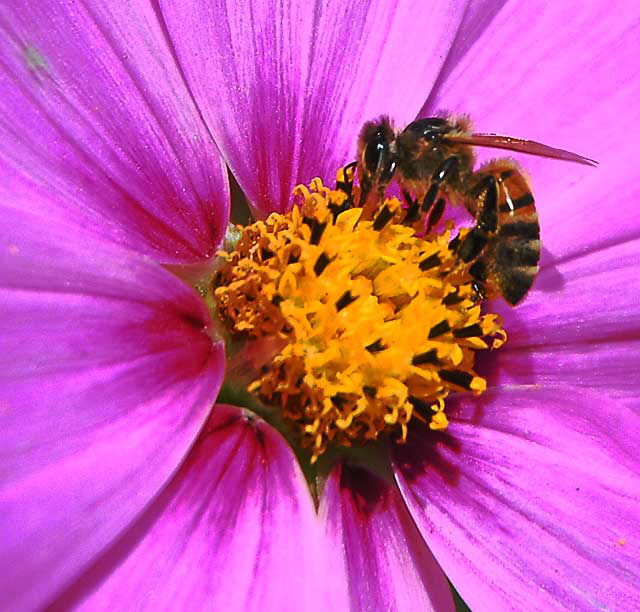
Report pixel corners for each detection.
[482,161,540,305]
[492,220,540,304]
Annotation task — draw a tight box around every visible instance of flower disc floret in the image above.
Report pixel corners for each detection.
[214,172,506,460]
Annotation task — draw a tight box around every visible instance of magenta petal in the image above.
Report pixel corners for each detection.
[490,237,640,348]
[480,237,640,409]
[52,405,330,612]
[423,0,508,112]
[426,3,640,261]
[487,340,640,404]
[393,386,640,611]
[160,0,468,215]
[0,1,229,263]
[0,210,224,611]
[320,462,454,612]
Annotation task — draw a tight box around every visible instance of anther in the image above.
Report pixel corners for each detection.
[408,396,430,411]
[453,323,484,338]
[363,385,377,398]
[428,319,451,338]
[332,394,347,408]
[411,349,439,365]
[314,252,332,276]
[442,291,464,305]
[329,202,347,219]
[365,339,386,353]
[372,205,394,231]
[260,247,275,260]
[404,199,422,223]
[310,219,327,245]
[438,369,474,390]
[288,250,300,264]
[335,290,358,311]
[419,252,442,271]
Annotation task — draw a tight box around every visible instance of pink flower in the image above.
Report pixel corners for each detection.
[1,1,639,611]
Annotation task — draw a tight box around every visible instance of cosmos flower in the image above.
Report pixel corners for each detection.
[1,1,639,611]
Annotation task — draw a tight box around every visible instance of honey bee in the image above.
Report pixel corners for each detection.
[355,115,597,305]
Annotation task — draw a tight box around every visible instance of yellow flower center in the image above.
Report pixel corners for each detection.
[213,168,506,461]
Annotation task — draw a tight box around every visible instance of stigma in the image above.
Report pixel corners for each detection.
[213,168,506,461]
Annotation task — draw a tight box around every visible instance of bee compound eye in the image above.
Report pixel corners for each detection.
[364,134,388,174]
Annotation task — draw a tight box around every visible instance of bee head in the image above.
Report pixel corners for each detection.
[357,116,397,200]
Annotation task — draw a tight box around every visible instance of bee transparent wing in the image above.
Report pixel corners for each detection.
[445,133,598,167]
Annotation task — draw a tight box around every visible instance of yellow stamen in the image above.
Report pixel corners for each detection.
[214,169,505,461]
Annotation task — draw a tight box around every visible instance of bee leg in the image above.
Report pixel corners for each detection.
[426,197,446,231]
[475,175,498,232]
[471,280,486,302]
[469,258,488,285]
[421,156,460,214]
[357,174,372,208]
[433,156,460,184]
[466,234,490,303]
[457,175,498,262]
[421,183,439,214]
